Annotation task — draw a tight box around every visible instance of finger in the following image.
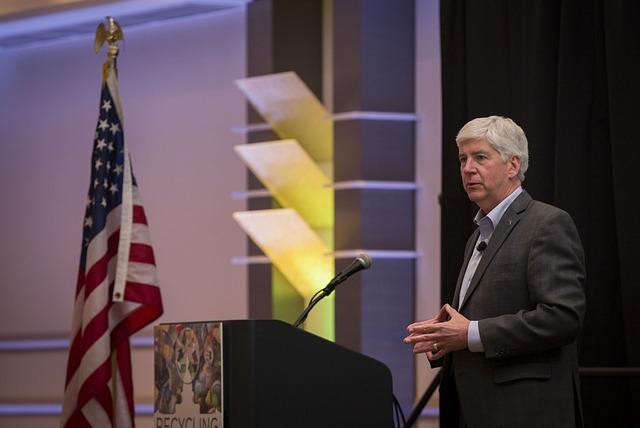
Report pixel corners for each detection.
[413,342,434,354]
[437,305,449,319]
[403,334,427,344]
[426,349,444,361]
[407,322,423,331]
[403,334,420,344]
[403,334,416,344]
[407,317,438,330]
[411,339,438,353]
[411,310,448,327]
[404,332,438,343]
[408,323,441,335]
[406,321,423,331]
[431,345,446,358]
[404,335,429,345]
[403,333,426,344]
[444,303,459,318]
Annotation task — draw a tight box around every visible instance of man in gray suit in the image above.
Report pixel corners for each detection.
[404,116,586,428]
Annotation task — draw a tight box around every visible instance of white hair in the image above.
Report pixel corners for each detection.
[456,116,529,181]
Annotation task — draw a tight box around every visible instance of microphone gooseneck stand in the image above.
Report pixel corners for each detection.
[294,254,372,328]
[293,287,327,328]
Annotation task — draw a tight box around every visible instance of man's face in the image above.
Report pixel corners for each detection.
[458,138,521,213]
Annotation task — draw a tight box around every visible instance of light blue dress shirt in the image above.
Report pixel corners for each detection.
[463,187,523,352]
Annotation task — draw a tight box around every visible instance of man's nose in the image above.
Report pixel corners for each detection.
[462,159,476,174]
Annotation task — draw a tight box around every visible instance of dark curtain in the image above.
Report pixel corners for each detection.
[440,1,640,426]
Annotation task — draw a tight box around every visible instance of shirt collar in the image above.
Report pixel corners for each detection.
[473,186,523,240]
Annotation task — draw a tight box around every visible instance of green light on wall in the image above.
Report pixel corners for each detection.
[234,72,334,341]
[233,209,334,340]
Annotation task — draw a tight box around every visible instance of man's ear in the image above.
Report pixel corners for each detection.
[508,156,521,179]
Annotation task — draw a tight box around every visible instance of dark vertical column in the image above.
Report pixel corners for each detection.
[245,0,323,319]
[332,0,416,412]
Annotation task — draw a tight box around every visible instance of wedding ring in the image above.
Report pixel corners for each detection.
[432,343,439,353]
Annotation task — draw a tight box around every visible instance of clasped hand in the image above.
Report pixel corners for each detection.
[403,304,470,360]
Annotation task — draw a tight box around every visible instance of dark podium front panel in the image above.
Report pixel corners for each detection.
[222,319,393,428]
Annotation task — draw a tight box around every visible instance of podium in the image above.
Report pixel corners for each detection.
[155,319,393,428]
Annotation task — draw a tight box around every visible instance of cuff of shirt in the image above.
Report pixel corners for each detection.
[467,320,484,352]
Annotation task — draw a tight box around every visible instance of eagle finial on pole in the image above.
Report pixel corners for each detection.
[95,16,124,79]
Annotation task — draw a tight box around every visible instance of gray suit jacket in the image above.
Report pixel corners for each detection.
[436,190,586,428]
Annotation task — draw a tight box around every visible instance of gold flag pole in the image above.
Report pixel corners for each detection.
[95,16,124,80]
[94,16,131,304]
[94,15,129,406]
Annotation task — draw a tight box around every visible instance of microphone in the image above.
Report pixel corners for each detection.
[325,253,372,293]
[293,254,372,328]
[476,241,487,252]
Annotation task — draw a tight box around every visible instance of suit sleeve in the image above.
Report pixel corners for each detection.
[478,210,586,360]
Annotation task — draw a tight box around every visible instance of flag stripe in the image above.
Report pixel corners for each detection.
[93,385,115,423]
[84,236,118,297]
[82,261,116,333]
[130,223,152,247]
[125,262,158,287]
[112,294,162,344]
[79,305,111,361]
[128,243,155,265]
[115,340,135,427]
[77,357,111,409]
[132,204,147,225]
[81,397,112,428]
[124,282,162,303]
[84,206,122,274]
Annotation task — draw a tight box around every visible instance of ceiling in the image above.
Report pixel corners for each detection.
[0,0,249,49]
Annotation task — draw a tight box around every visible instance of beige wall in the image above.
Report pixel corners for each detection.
[415,0,443,425]
[0,7,247,427]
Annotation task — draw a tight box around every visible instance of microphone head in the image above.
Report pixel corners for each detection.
[476,241,487,251]
[356,253,372,269]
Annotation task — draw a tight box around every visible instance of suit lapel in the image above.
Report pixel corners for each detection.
[452,228,480,309]
[458,191,532,311]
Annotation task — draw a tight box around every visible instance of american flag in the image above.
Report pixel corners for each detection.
[61,65,163,427]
